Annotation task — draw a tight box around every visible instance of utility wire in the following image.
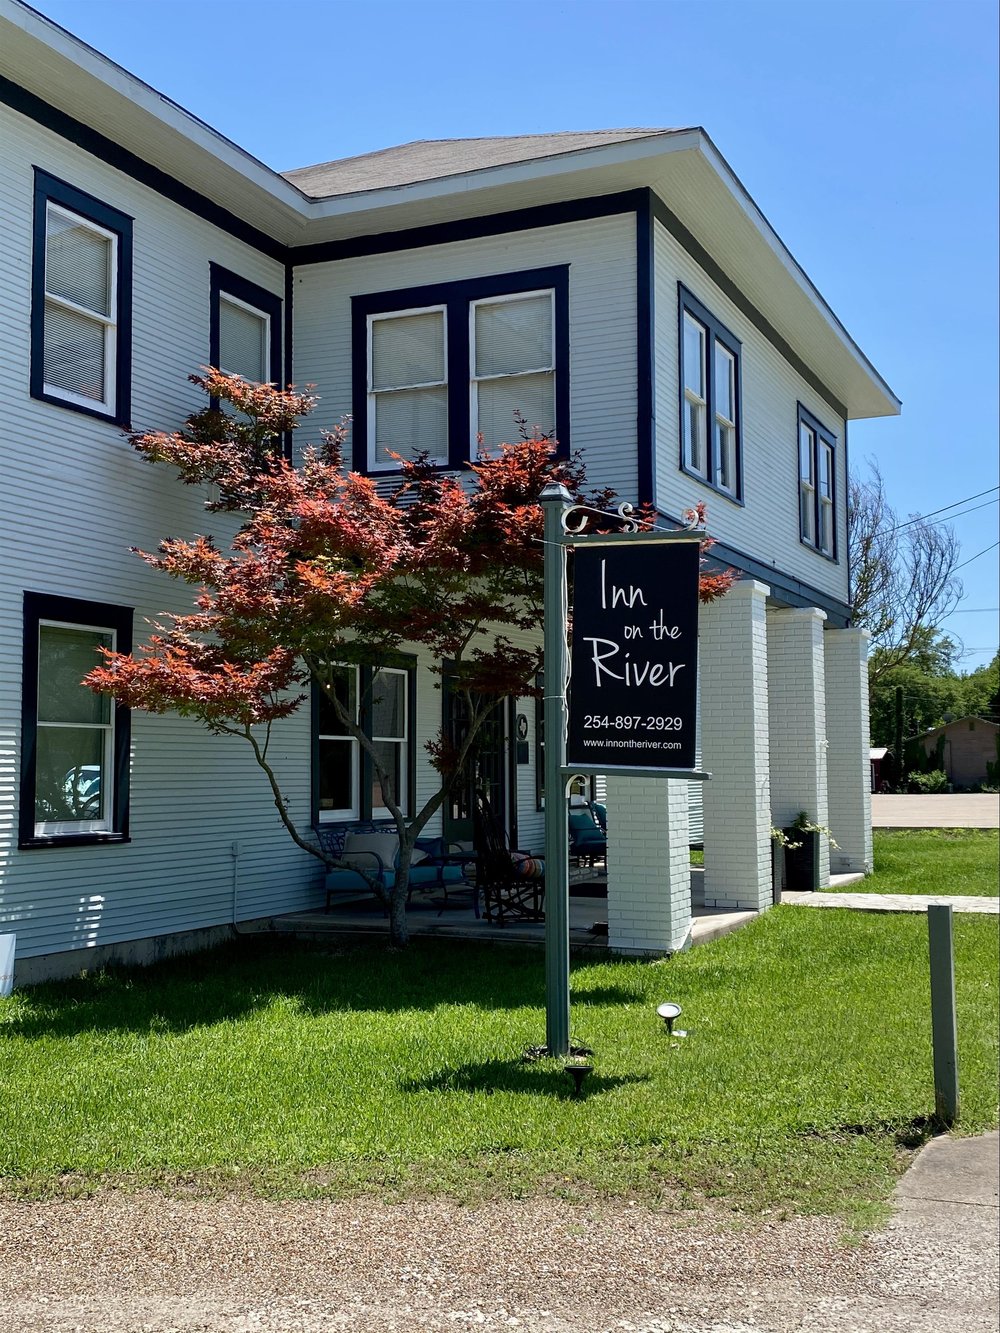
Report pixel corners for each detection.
[889,484,999,531]
[891,494,999,533]
[953,541,1000,572]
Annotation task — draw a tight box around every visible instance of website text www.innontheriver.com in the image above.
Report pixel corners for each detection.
[582,737,682,751]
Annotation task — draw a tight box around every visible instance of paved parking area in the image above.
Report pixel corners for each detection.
[871,794,999,828]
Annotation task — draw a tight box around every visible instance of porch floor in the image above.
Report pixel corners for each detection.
[271,867,867,954]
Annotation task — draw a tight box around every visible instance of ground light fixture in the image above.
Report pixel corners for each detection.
[657,1001,687,1037]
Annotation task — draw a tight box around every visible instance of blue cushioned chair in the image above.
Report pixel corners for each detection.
[320,826,477,916]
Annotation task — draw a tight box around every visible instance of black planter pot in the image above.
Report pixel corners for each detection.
[782,829,821,892]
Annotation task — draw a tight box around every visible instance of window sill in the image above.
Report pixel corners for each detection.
[678,464,744,507]
[19,832,130,851]
[798,537,840,564]
[31,387,127,427]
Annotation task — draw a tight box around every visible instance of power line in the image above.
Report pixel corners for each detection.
[953,541,1000,572]
[892,495,999,533]
[946,608,1000,613]
[890,485,1000,532]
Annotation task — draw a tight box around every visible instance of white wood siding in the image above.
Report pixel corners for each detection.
[652,218,850,606]
[0,103,322,960]
[292,213,639,502]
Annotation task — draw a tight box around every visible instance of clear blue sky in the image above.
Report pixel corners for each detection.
[31,0,1000,671]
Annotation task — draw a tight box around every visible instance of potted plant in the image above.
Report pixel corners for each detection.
[775,812,837,893]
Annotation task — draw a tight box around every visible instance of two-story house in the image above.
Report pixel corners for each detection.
[0,0,899,982]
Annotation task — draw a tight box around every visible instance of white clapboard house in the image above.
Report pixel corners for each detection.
[0,1,899,982]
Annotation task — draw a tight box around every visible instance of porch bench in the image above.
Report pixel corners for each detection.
[317,825,476,915]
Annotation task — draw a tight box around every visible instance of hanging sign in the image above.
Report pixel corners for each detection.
[567,539,700,769]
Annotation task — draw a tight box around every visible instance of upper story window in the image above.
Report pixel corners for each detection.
[368,305,449,469]
[30,170,133,425]
[19,592,133,849]
[209,265,282,387]
[798,403,837,559]
[679,285,742,503]
[352,267,569,474]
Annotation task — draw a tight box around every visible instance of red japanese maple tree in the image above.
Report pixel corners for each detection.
[86,371,732,946]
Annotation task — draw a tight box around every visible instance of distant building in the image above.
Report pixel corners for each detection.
[915,719,1000,789]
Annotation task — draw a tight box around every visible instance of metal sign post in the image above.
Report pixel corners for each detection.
[539,486,709,1056]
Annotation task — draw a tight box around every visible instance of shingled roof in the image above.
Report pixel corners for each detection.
[281,128,680,199]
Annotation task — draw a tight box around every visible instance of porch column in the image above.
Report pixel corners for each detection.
[605,775,691,955]
[824,627,873,873]
[700,579,773,911]
[767,607,830,886]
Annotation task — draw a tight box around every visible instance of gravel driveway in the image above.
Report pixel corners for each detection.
[1,1185,996,1333]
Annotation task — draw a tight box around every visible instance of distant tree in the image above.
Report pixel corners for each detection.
[849,461,963,682]
[86,371,733,946]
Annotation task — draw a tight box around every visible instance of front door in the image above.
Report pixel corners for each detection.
[442,680,512,845]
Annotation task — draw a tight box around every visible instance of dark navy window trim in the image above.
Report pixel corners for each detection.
[30,168,133,426]
[677,283,743,505]
[310,657,418,828]
[797,402,839,563]
[209,264,283,388]
[19,591,133,850]
[351,267,570,474]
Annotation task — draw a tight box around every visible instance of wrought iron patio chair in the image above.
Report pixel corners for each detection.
[472,792,545,925]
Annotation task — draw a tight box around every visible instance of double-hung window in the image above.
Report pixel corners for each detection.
[679,286,742,502]
[798,404,837,559]
[368,306,449,469]
[209,265,282,387]
[352,267,569,473]
[19,592,132,848]
[31,170,133,424]
[470,291,556,451]
[314,661,415,824]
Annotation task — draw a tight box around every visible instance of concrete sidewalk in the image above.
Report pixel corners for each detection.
[872,793,999,828]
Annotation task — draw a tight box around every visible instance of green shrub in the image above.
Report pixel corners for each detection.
[909,769,949,793]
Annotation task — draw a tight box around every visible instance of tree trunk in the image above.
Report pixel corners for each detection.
[388,843,412,948]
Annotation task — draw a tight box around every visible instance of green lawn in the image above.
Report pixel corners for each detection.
[1,907,996,1226]
[833,829,1000,896]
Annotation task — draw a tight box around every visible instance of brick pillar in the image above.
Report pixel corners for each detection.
[824,627,873,873]
[605,774,691,955]
[767,607,830,886]
[700,579,773,911]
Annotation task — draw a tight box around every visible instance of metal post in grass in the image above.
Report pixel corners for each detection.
[541,483,572,1055]
[541,482,572,1058]
[928,903,960,1126]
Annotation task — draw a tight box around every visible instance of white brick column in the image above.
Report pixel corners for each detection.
[824,627,873,873]
[700,579,773,911]
[767,607,830,886]
[605,775,691,955]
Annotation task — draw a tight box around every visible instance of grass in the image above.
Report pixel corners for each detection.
[829,829,999,896]
[1,907,997,1227]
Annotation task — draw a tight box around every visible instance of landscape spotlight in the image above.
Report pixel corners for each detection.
[656,1001,687,1037]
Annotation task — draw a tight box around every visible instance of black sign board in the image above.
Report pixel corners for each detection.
[567,540,700,769]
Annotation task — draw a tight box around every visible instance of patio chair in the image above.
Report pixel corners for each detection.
[317,825,476,914]
[569,807,607,866]
[472,793,545,925]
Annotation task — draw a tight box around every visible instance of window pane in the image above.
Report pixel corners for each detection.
[819,498,833,554]
[819,441,833,496]
[318,737,355,813]
[371,670,405,740]
[799,424,815,481]
[800,484,816,543]
[371,739,403,812]
[38,626,112,725]
[317,667,357,736]
[371,311,444,390]
[476,370,555,449]
[714,343,734,422]
[683,313,705,397]
[715,420,736,493]
[46,209,111,317]
[220,298,268,382]
[373,385,448,464]
[35,725,106,825]
[44,301,106,400]
[684,396,706,475]
[475,295,552,377]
